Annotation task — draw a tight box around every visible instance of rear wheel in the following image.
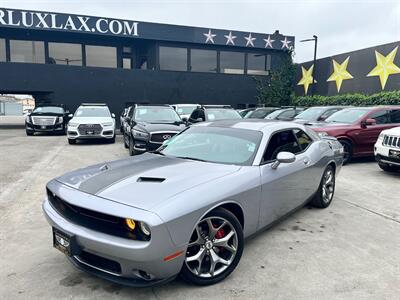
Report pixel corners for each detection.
[180,208,243,286]
[310,165,335,208]
[378,162,399,172]
[338,140,352,165]
[68,139,76,145]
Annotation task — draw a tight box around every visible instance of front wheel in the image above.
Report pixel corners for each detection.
[310,165,335,208]
[68,139,76,145]
[180,208,244,285]
[26,130,33,136]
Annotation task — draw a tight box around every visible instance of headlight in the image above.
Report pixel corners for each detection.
[133,129,149,139]
[101,122,113,127]
[68,122,78,127]
[377,133,384,142]
[140,221,151,236]
[57,116,63,123]
[317,132,329,137]
[25,115,31,123]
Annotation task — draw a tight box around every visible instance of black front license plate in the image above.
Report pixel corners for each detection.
[53,228,79,256]
[389,149,400,159]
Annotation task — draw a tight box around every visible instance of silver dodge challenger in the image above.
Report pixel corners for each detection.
[43,119,344,286]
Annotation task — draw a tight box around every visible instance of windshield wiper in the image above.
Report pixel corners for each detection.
[175,156,207,162]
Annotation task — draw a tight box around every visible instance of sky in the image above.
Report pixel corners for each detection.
[1,0,400,62]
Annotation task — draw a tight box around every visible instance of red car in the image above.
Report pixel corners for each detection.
[311,106,400,164]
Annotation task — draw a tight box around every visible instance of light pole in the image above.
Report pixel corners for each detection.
[300,35,318,96]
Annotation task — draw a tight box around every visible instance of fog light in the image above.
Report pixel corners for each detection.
[125,218,136,230]
[140,221,151,236]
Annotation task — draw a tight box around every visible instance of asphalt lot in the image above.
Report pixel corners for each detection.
[0,129,399,300]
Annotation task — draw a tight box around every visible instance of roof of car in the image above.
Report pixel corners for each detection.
[195,119,303,132]
[341,106,400,110]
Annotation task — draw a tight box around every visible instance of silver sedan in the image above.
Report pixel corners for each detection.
[43,119,344,286]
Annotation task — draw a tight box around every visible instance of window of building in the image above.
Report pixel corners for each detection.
[220,51,244,74]
[123,58,132,69]
[48,42,82,66]
[159,46,187,71]
[190,49,217,73]
[247,53,270,75]
[10,40,45,63]
[0,39,6,62]
[85,45,117,68]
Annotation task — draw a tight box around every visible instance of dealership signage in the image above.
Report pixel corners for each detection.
[0,8,139,37]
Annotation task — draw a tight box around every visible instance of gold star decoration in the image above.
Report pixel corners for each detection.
[367,46,400,89]
[327,56,353,92]
[297,65,314,95]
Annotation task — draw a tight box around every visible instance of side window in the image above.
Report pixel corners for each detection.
[198,110,206,121]
[320,109,339,120]
[263,130,301,162]
[189,109,199,121]
[294,129,313,151]
[278,110,295,120]
[369,110,390,124]
[389,109,400,123]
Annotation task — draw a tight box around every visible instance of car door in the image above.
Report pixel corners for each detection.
[258,129,312,227]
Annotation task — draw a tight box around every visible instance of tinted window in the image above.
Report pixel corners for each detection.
[263,130,301,162]
[294,129,313,150]
[48,42,82,66]
[247,109,276,119]
[368,110,390,124]
[134,107,181,122]
[159,46,187,71]
[0,39,5,61]
[10,40,45,63]
[220,51,244,74]
[390,110,400,123]
[190,49,217,73]
[85,45,117,68]
[320,108,340,120]
[206,109,242,121]
[247,53,269,75]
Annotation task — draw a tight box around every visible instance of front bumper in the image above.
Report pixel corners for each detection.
[26,122,65,132]
[374,142,400,166]
[67,125,114,140]
[42,181,185,286]
[132,138,162,153]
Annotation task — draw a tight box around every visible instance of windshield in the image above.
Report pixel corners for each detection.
[176,106,198,115]
[325,109,370,124]
[294,107,327,121]
[265,109,285,119]
[75,106,111,117]
[135,107,181,122]
[246,109,276,119]
[160,126,262,165]
[206,109,242,121]
[33,106,64,114]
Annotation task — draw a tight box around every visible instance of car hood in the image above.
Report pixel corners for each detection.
[381,126,400,136]
[69,117,114,124]
[55,153,241,211]
[135,122,186,132]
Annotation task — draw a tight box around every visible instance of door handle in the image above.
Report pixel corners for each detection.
[303,158,310,165]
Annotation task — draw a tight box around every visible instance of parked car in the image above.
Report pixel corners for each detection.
[171,104,199,120]
[25,105,70,136]
[188,105,242,123]
[43,120,343,287]
[374,126,400,172]
[264,107,305,121]
[311,106,400,164]
[294,106,346,124]
[67,103,116,144]
[244,107,279,119]
[119,108,129,133]
[238,107,256,118]
[124,104,187,155]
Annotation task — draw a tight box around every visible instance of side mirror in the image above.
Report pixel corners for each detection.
[181,117,188,122]
[361,118,376,128]
[111,113,115,118]
[68,114,73,118]
[130,119,136,127]
[65,110,70,114]
[271,152,296,169]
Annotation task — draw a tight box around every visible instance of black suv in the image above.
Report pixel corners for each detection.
[123,105,187,156]
[188,105,242,123]
[25,105,70,136]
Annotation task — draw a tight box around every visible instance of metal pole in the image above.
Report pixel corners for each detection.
[311,35,318,96]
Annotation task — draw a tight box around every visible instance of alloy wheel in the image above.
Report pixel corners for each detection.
[322,168,335,203]
[185,217,238,278]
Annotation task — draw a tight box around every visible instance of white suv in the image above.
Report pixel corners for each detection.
[67,103,116,144]
[374,126,400,172]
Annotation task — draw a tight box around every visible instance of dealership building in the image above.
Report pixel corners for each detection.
[0,7,294,117]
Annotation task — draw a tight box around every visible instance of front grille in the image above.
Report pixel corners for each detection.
[150,132,178,144]
[77,124,102,135]
[32,116,56,126]
[77,251,121,274]
[383,135,400,148]
[47,189,150,241]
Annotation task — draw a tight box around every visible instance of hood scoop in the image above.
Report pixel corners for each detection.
[137,177,165,183]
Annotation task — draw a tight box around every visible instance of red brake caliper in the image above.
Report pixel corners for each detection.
[215,228,225,253]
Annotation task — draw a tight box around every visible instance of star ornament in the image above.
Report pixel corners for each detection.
[263,35,275,48]
[367,46,400,89]
[224,31,237,45]
[327,56,353,92]
[203,29,216,44]
[245,33,256,47]
[280,37,292,49]
[297,65,315,95]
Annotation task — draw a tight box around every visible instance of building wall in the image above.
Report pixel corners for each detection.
[295,41,400,96]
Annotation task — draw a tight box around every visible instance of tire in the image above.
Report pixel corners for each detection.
[378,162,399,172]
[180,208,244,286]
[26,130,33,136]
[123,133,129,149]
[109,135,116,143]
[310,165,336,208]
[128,136,137,156]
[68,139,76,145]
[338,140,353,165]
